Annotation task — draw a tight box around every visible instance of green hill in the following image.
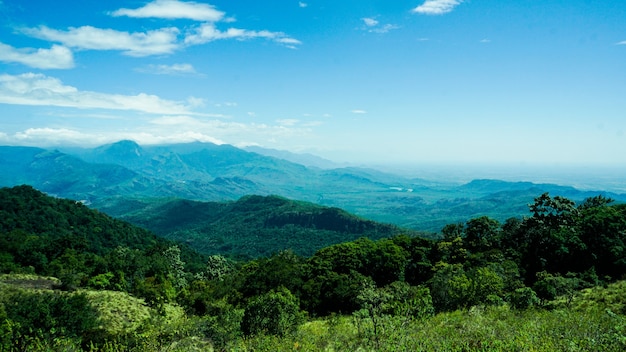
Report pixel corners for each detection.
[0,185,206,284]
[116,195,422,258]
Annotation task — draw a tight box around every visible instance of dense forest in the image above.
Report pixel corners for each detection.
[1,185,626,351]
[114,195,424,258]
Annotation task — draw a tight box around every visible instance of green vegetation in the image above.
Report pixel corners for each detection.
[1,185,626,350]
[118,195,420,258]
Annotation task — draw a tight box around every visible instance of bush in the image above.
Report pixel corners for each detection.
[509,287,539,310]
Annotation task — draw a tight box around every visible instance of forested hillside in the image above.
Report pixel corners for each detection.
[113,195,423,258]
[1,185,626,351]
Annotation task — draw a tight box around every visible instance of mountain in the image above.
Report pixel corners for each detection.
[115,195,422,258]
[2,141,625,232]
[243,145,342,169]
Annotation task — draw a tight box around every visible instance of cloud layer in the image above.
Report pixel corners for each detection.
[0,73,200,115]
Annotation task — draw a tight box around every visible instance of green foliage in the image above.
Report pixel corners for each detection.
[122,195,414,258]
[202,254,235,281]
[3,185,626,350]
[464,216,501,252]
[533,271,580,305]
[353,280,435,349]
[509,286,539,310]
[241,287,305,337]
[196,298,243,349]
[163,245,187,290]
[0,284,99,348]
[234,304,626,352]
[82,290,153,339]
[0,302,10,350]
[430,262,473,311]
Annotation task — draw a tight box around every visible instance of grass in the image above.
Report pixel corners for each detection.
[231,305,625,351]
[3,277,626,351]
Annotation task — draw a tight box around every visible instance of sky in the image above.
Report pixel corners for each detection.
[1,0,625,167]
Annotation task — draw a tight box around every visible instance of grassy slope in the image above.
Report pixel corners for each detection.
[237,281,626,351]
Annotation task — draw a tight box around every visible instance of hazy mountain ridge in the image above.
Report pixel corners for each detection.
[2,141,624,232]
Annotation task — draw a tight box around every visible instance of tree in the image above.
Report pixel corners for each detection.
[528,192,578,229]
[441,223,464,241]
[464,216,500,253]
[429,262,472,311]
[241,287,304,336]
[577,200,626,278]
[508,287,539,310]
[469,266,505,306]
[532,271,579,305]
[520,193,584,280]
[163,245,187,290]
[203,254,234,281]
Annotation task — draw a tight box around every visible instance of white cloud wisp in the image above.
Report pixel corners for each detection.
[22,25,180,57]
[0,42,74,69]
[136,63,198,75]
[412,0,463,15]
[185,24,301,47]
[0,73,200,115]
[111,0,225,22]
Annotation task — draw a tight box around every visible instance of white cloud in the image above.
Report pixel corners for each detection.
[299,2,308,8]
[361,18,398,34]
[370,24,399,34]
[1,114,319,149]
[480,38,491,43]
[0,73,200,115]
[111,0,225,22]
[147,115,313,144]
[23,25,180,57]
[136,63,198,75]
[0,127,226,147]
[184,23,301,47]
[277,119,299,126]
[617,41,626,45]
[0,42,74,69]
[362,18,379,27]
[412,0,463,15]
[21,4,299,56]
[351,109,367,114]
[12,128,99,145]
[186,96,206,108]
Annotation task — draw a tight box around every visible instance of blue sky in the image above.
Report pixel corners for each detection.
[1,0,625,166]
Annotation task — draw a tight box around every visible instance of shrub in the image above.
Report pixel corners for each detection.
[509,287,539,310]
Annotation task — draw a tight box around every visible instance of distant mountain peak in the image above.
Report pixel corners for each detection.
[97,140,144,158]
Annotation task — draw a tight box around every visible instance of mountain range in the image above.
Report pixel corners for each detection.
[1,140,623,232]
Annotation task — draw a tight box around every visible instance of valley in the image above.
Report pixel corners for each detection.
[2,140,624,236]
